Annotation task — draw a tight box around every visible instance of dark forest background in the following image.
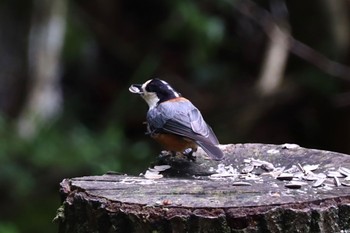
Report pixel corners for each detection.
[1,0,350,232]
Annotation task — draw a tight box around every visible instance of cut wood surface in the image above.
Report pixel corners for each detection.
[57,143,350,233]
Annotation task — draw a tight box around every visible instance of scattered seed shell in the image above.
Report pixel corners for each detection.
[277,173,294,181]
[243,159,251,164]
[303,173,319,181]
[312,178,326,188]
[324,179,336,187]
[303,164,319,173]
[285,181,307,189]
[293,172,304,179]
[341,180,350,187]
[338,167,350,177]
[284,165,299,173]
[297,163,306,173]
[334,176,341,187]
[210,151,350,190]
[153,165,171,172]
[281,143,300,149]
[251,159,275,171]
[316,173,327,179]
[261,163,275,172]
[232,182,252,186]
[269,167,285,178]
[241,165,254,174]
[327,171,345,178]
[210,173,237,178]
[250,159,264,167]
[144,170,163,179]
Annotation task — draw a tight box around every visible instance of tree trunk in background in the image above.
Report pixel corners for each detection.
[322,0,350,58]
[0,1,31,118]
[17,0,67,138]
[256,0,290,96]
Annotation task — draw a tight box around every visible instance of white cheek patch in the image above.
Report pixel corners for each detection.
[142,92,159,109]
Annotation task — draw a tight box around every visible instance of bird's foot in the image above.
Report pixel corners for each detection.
[183,148,196,162]
[159,149,196,162]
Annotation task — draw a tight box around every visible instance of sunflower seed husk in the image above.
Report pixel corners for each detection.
[269,167,285,178]
[243,159,251,164]
[284,165,299,173]
[341,180,350,187]
[303,173,319,181]
[281,143,300,149]
[277,173,294,181]
[338,167,350,177]
[297,163,306,173]
[334,176,341,187]
[144,170,163,179]
[303,164,319,173]
[327,171,345,178]
[285,181,307,189]
[250,159,265,167]
[261,162,275,172]
[312,178,326,188]
[293,172,304,179]
[324,179,336,187]
[153,165,171,172]
[232,181,252,186]
[304,173,326,181]
[241,165,254,174]
[317,173,327,179]
[210,173,237,178]
[250,159,275,171]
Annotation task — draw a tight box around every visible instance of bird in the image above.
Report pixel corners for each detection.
[129,78,224,161]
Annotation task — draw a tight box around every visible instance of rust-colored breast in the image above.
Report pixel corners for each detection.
[163,97,189,103]
[151,133,197,152]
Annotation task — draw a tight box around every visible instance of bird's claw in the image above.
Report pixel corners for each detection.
[183,148,196,161]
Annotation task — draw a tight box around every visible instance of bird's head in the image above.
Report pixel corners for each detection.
[129,79,180,109]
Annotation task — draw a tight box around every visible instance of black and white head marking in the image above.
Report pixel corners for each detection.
[130,79,180,109]
[140,79,161,109]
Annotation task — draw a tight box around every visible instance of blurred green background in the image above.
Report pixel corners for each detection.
[1,0,350,232]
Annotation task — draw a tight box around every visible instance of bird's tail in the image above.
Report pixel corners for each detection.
[196,141,224,160]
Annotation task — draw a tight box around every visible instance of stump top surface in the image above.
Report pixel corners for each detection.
[63,143,350,209]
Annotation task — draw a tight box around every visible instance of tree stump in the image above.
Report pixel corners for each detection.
[56,144,350,233]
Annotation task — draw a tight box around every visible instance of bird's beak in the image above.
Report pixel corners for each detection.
[129,84,143,94]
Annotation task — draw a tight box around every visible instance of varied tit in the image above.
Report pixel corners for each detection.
[129,78,224,161]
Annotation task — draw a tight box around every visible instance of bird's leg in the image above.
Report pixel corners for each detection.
[144,122,154,136]
[183,148,196,161]
[143,122,157,137]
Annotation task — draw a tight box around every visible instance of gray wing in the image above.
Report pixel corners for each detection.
[147,100,223,160]
[163,108,219,145]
